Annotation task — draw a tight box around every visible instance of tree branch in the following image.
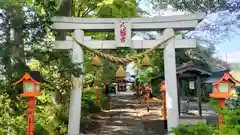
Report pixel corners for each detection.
[81,6,98,17]
[77,8,82,17]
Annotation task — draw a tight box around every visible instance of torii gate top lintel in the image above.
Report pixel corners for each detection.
[51,12,205,30]
[52,13,205,32]
[52,13,205,49]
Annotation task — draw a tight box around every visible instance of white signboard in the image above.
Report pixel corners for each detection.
[189,81,195,89]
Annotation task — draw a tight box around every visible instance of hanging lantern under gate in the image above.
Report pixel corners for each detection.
[116,65,126,79]
[142,54,151,67]
[92,55,101,67]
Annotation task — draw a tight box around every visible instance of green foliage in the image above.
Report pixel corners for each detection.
[169,123,216,135]
[151,0,227,13]
[82,87,107,114]
[227,92,240,108]
[136,67,153,84]
[0,95,27,134]
[171,94,240,135]
[222,109,240,135]
[0,0,139,134]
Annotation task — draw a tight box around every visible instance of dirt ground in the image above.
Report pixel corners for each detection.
[83,94,167,135]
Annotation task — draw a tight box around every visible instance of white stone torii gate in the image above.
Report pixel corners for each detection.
[52,13,205,135]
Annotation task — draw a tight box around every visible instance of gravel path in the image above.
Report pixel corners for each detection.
[82,92,218,135]
[96,93,167,135]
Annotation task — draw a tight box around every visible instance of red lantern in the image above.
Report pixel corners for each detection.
[14,72,41,97]
[205,70,240,135]
[209,72,238,100]
[14,71,45,135]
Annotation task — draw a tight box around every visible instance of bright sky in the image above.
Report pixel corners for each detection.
[137,1,240,63]
[217,35,240,63]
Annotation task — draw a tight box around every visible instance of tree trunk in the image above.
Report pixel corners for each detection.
[56,0,72,40]
[3,7,13,84]
[53,0,72,105]
[10,5,24,63]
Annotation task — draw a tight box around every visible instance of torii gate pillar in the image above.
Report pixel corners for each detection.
[163,28,179,131]
[68,30,84,135]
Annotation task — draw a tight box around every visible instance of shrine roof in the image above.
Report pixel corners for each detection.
[176,61,211,75]
[153,61,211,80]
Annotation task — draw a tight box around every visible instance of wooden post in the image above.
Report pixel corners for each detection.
[96,86,99,104]
[160,80,167,129]
[177,76,181,116]
[145,85,150,112]
[162,91,167,129]
[218,99,225,135]
[68,29,84,135]
[163,28,179,132]
[196,76,202,117]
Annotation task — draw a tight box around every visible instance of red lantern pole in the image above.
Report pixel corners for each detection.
[27,97,35,135]
[145,85,150,112]
[162,91,167,128]
[160,80,167,129]
[218,98,225,135]
[95,86,99,104]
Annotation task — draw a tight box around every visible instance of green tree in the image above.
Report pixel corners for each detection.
[0,0,143,134]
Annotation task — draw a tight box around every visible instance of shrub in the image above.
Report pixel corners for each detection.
[169,123,216,135]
